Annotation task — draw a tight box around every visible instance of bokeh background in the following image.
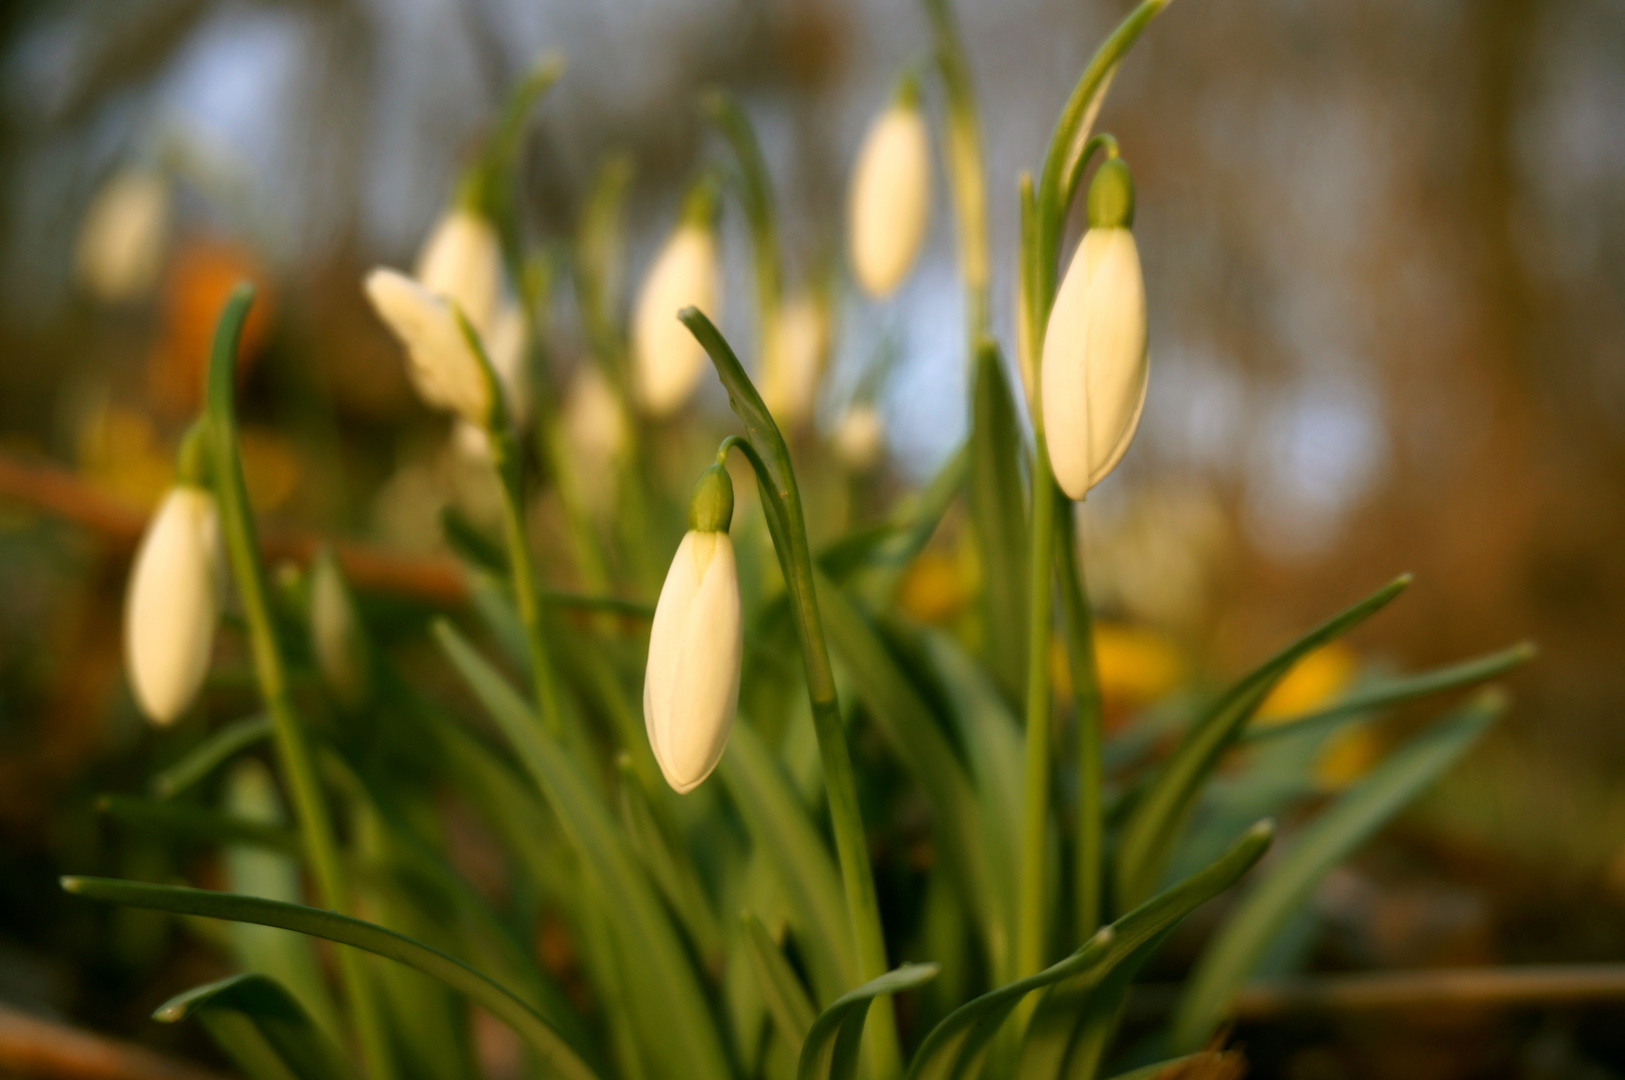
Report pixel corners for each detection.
[1,0,1623,1076]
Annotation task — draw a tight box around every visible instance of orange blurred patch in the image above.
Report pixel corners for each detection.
[1314,724,1384,790]
[146,236,274,417]
[1255,642,1358,725]
[237,426,302,513]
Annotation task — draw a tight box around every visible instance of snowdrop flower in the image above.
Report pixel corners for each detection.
[848,81,931,298]
[76,167,170,304]
[633,181,720,417]
[125,484,221,724]
[1041,158,1148,500]
[763,292,828,427]
[309,547,372,711]
[364,269,493,429]
[644,464,742,794]
[833,405,885,472]
[414,207,504,335]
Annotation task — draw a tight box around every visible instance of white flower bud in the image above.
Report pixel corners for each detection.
[1040,225,1148,500]
[632,224,719,417]
[125,486,221,725]
[763,293,828,427]
[414,208,504,336]
[645,465,740,794]
[76,168,170,304]
[364,268,493,428]
[848,99,931,298]
[309,549,371,711]
[565,365,628,501]
[485,302,532,429]
[833,405,885,472]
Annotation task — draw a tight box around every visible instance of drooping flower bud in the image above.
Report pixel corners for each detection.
[848,81,931,298]
[1041,158,1148,500]
[309,547,372,711]
[564,365,629,517]
[414,208,504,337]
[125,484,222,724]
[833,404,885,472]
[762,292,829,427]
[644,464,741,794]
[633,181,720,417]
[364,268,494,428]
[76,167,170,304]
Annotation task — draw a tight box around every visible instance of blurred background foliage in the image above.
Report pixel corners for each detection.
[0,0,1623,1076]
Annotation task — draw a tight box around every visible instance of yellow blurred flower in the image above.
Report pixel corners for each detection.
[1051,622,1184,718]
[76,404,172,509]
[1255,642,1358,725]
[897,550,969,625]
[237,427,302,512]
[1314,724,1383,790]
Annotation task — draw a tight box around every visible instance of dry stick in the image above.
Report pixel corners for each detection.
[0,1003,230,1080]
[1131,964,1625,1020]
[0,452,651,618]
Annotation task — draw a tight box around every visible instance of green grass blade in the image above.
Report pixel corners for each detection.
[433,619,732,1080]
[1115,576,1410,910]
[1241,642,1533,745]
[1017,930,1170,1080]
[150,715,274,799]
[61,877,600,1080]
[98,794,298,853]
[720,721,858,999]
[799,964,939,1080]
[157,974,350,1080]
[743,911,818,1054]
[1170,690,1505,1051]
[906,822,1273,1080]
[815,576,994,948]
[967,339,1029,705]
[618,759,724,964]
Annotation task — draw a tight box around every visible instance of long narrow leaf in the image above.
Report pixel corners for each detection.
[151,715,273,799]
[1169,690,1504,1051]
[906,821,1273,1080]
[156,974,352,1080]
[967,339,1029,705]
[800,963,939,1080]
[619,760,723,964]
[1241,643,1532,745]
[1115,576,1409,909]
[61,877,599,1080]
[743,911,818,1053]
[721,721,857,999]
[434,620,732,1080]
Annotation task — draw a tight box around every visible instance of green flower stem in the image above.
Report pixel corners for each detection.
[1012,0,1169,1025]
[1056,507,1104,938]
[703,91,783,378]
[204,286,396,1080]
[453,305,565,738]
[686,312,899,1080]
[924,0,990,341]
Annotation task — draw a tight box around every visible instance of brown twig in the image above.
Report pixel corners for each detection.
[0,1003,231,1080]
[1134,964,1625,1020]
[0,452,467,604]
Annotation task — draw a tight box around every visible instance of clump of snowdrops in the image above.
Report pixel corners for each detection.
[78,2,1532,1079]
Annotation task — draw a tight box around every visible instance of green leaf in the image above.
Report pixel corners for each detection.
[155,974,353,1080]
[1115,576,1409,910]
[906,821,1273,1080]
[720,721,858,999]
[98,794,297,853]
[1104,1056,1218,1080]
[61,877,600,1080]
[1017,930,1170,1080]
[151,715,274,799]
[800,963,940,1080]
[819,444,968,596]
[815,577,994,952]
[743,911,818,1053]
[1169,690,1504,1051]
[966,338,1029,706]
[619,759,723,963]
[1241,642,1533,745]
[433,619,732,1080]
